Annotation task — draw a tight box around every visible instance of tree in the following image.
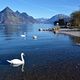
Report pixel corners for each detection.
[70,11,80,27]
[54,19,65,26]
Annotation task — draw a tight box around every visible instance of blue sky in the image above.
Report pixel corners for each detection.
[0,0,80,18]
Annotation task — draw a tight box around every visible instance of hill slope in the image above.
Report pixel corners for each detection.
[0,7,36,25]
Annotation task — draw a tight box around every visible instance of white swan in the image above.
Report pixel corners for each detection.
[7,53,25,65]
[21,32,26,38]
[33,35,37,39]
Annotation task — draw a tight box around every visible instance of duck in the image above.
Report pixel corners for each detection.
[21,32,26,38]
[38,28,43,31]
[7,53,25,65]
[33,35,37,39]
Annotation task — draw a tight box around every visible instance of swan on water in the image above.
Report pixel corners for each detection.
[7,53,25,65]
[33,35,37,39]
[21,32,26,38]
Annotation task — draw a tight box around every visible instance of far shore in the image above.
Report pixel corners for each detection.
[58,28,80,37]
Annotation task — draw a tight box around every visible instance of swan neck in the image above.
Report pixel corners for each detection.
[21,54,24,63]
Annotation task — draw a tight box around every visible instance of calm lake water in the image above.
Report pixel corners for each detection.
[0,23,80,80]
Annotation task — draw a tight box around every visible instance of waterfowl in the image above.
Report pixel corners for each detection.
[21,32,26,38]
[33,35,37,39]
[7,53,25,65]
[38,28,43,31]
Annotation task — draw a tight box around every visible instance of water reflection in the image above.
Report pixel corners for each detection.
[4,25,18,37]
[11,64,24,72]
[0,23,80,80]
[70,36,80,45]
[2,24,33,38]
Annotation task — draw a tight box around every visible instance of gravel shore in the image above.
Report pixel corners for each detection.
[58,29,80,37]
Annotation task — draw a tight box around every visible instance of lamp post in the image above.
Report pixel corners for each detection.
[56,22,59,26]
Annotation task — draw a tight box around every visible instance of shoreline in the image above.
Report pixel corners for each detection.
[57,29,80,37]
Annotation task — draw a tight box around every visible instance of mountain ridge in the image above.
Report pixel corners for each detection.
[0,7,36,25]
[45,14,70,24]
[0,7,70,25]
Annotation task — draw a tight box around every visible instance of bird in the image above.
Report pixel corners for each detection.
[20,32,26,38]
[33,35,37,39]
[7,53,25,65]
[38,28,43,31]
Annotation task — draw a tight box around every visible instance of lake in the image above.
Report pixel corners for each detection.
[0,23,80,80]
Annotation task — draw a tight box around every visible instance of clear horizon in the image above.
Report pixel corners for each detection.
[0,0,80,18]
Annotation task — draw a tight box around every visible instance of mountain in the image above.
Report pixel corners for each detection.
[36,18,49,23]
[46,14,70,24]
[0,7,36,25]
[20,12,36,23]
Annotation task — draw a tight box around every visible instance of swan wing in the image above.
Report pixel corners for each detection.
[7,59,23,64]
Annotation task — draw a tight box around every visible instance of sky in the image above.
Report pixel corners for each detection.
[0,0,80,18]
